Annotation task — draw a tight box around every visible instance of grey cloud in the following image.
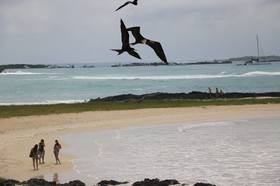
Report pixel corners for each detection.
[0,0,279,64]
[261,0,280,5]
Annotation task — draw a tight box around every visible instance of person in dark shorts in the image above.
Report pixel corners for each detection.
[53,140,62,164]
[29,144,39,170]
[38,139,45,164]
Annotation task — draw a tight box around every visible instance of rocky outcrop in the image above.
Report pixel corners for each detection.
[62,180,86,186]
[21,178,56,186]
[90,91,280,102]
[0,178,216,186]
[0,179,21,186]
[193,183,216,186]
[0,64,49,72]
[97,180,129,186]
[0,178,85,186]
[159,180,179,186]
[132,178,179,186]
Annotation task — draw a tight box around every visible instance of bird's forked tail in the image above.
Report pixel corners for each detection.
[111,49,123,55]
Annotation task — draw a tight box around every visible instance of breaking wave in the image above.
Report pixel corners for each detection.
[0,99,86,106]
[0,70,58,75]
[73,71,280,80]
[241,71,280,76]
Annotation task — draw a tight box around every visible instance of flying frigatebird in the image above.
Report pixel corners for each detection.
[111,19,141,60]
[115,0,138,11]
[127,26,168,64]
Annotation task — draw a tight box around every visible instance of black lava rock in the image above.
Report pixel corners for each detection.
[90,91,280,102]
[0,179,21,186]
[22,178,56,186]
[132,178,180,186]
[97,180,129,186]
[63,180,86,186]
[193,183,216,186]
[159,180,179,185]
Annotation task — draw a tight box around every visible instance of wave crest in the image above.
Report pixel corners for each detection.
[0,70,58,75]
[73,71,280,80]
[0,99,86,106]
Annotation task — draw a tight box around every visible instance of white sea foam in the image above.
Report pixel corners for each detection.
[132,88,144,91]
[25,76,69,81]
[241,71,280,76]
[0,99,86,106]
[72,71,280,80]
[0,70,58,75]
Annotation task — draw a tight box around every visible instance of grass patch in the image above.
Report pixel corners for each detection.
[0,177,6,184]
[0,98,280,118]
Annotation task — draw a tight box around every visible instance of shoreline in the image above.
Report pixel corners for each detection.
[1,91,280,106]
[1,96,280,119]
[1,104,280,181]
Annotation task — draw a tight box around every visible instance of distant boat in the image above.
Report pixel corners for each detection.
[243,58,271,66]
[239,34,271,66]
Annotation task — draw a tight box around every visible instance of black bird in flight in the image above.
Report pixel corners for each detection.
[115,0,138,11]
[111,19,141,60]
[127,27,168,64]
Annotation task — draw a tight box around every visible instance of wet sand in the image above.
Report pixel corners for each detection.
[0,104,280,181]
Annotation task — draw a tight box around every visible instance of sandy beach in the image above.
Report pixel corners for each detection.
[1,104,280,181]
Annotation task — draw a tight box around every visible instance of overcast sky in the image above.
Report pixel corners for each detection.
[0,0,279,64]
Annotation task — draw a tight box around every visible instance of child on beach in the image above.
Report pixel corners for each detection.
[53,140,62,164]
[38,139,45,164]
[29,144,39,170]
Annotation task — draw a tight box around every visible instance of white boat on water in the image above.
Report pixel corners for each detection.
[239,34,271,66]
[243,58,271,65]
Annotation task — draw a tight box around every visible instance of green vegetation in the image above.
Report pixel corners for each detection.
[0,177,6,184]
[0,98,280,118]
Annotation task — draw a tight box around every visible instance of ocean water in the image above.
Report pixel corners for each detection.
[59,118,280,186]
[1,63,280,105]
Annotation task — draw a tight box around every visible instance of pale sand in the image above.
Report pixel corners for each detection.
[0,104,280,181]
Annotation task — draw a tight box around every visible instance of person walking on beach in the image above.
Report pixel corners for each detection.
[38,139,45,164]
[29,144,39,170]
[53,140,62,164]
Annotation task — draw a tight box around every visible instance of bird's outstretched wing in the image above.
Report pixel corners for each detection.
[127,27,143,43]
[128,26,168,63]
[120,19,129,47]
[128,49,142,59]
[146,40,168,64]
[116,1,130,11]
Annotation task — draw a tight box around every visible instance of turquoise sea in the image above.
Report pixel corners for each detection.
[1,63,280,105]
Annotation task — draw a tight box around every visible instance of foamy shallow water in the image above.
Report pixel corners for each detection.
[56,118,280,186]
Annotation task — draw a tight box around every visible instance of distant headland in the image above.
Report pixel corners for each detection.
[0,55,280,72]
[111,55,280,67]
[0,64,95,73]
[0,64,49,73]
[111,60,232,67]
[229,55,280,62]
